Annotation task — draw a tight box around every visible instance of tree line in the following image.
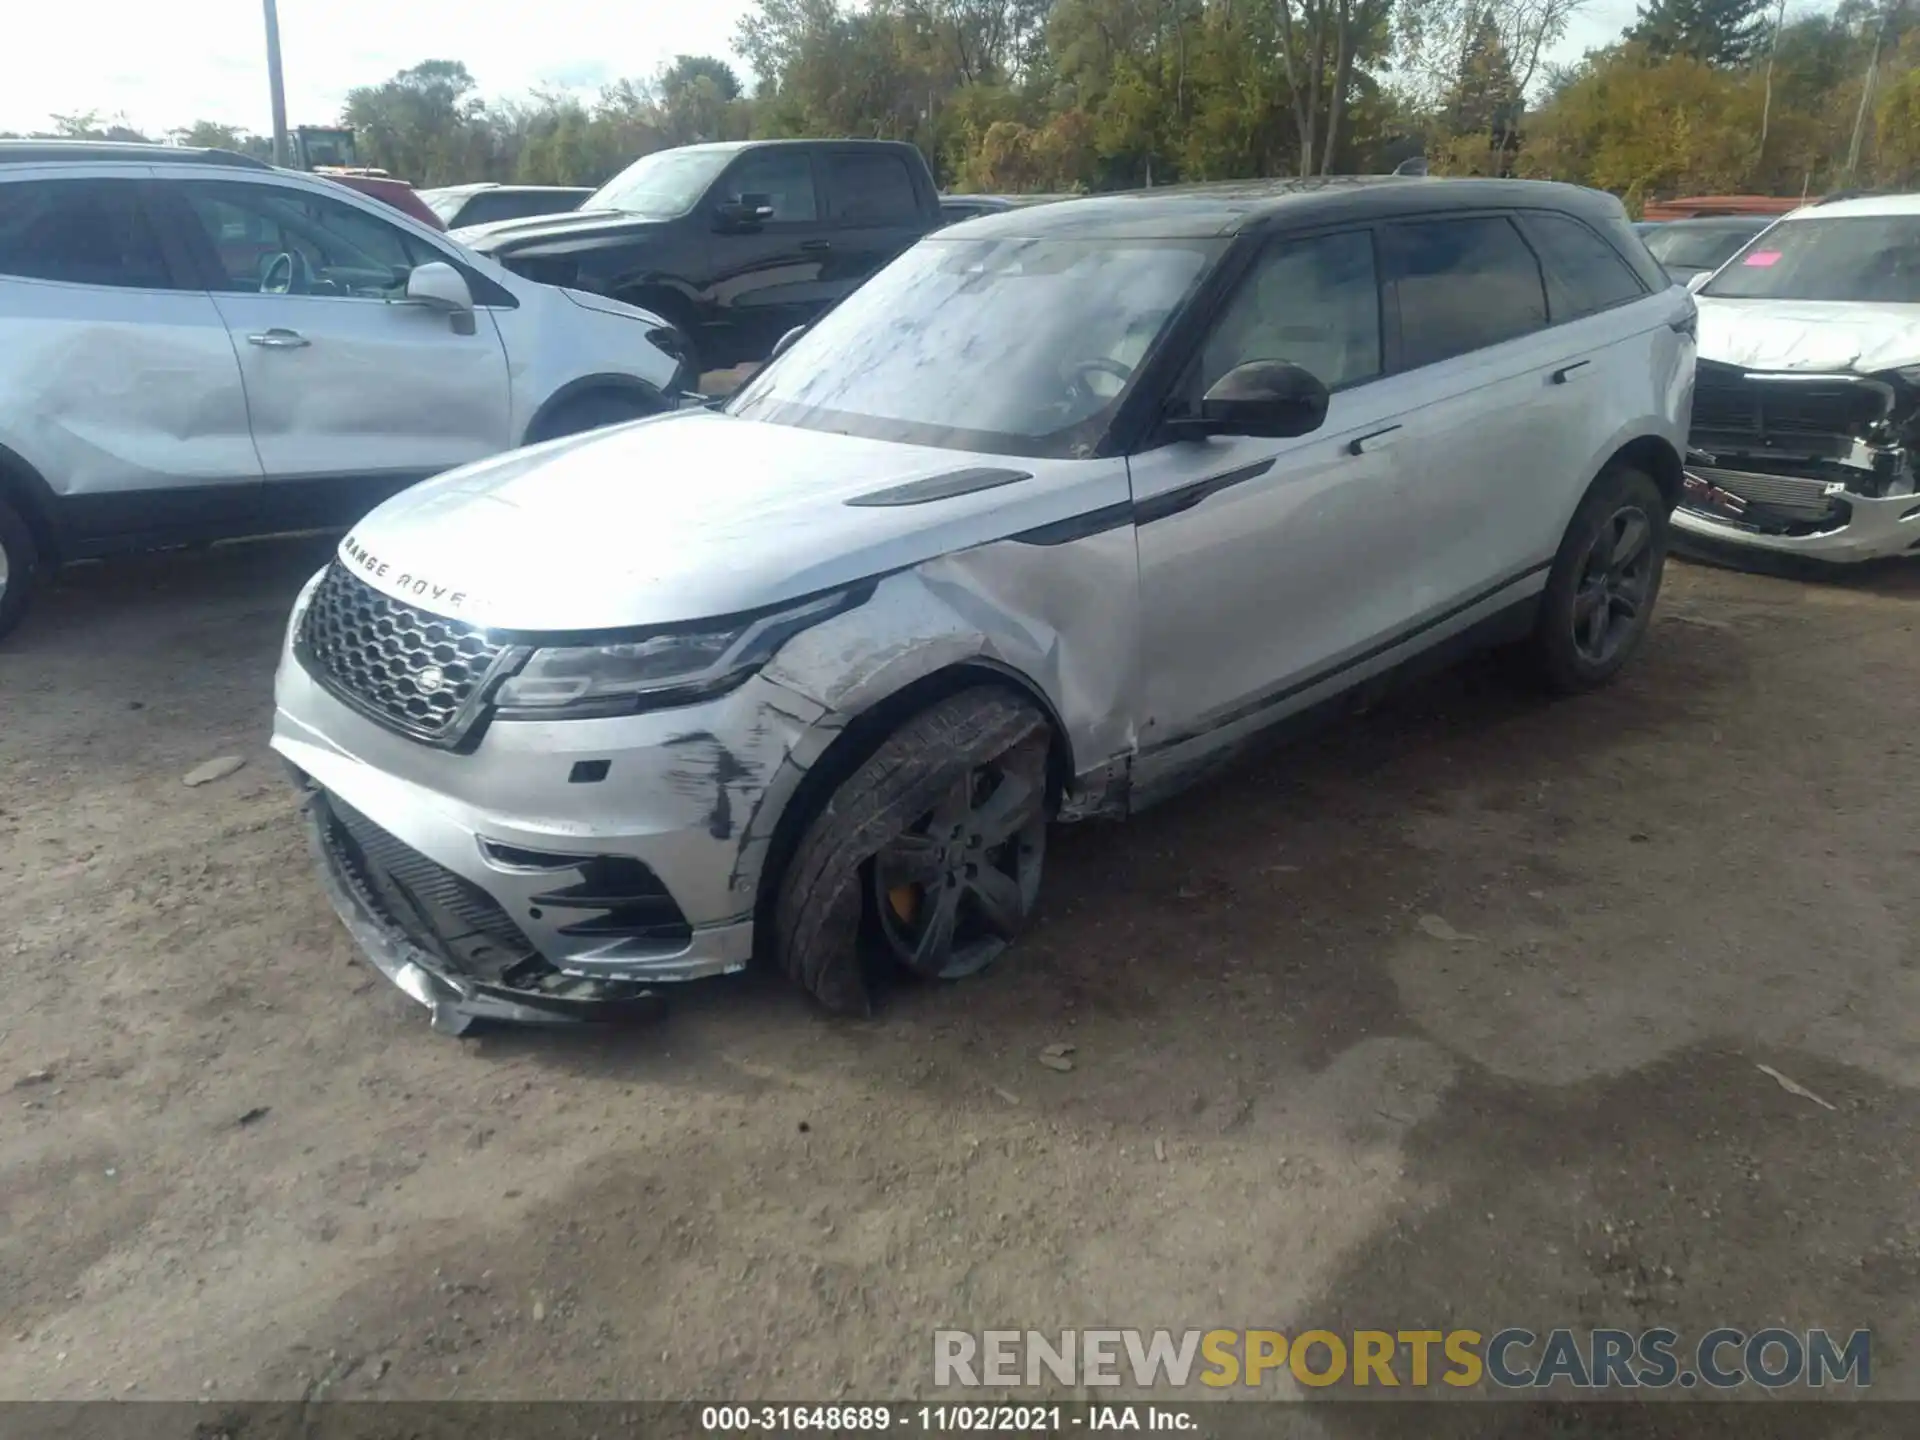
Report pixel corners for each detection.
[14,0,1920,211]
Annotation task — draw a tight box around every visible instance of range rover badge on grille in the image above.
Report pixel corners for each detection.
[297,563,511,745]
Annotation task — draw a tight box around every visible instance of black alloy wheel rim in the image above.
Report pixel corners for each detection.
[1572,504,1655,665]
[871,745,1047,980]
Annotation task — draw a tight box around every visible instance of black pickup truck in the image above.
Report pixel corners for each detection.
[453,138,943,373]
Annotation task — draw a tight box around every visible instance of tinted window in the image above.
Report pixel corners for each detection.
[0,179,173,289]
[725,151,818,223]
[181,181,439,298]
[1194,230,1381,394]
[1700,216,1920,302]
[1387,216,1547,368]
[1521,211,1646,320]
[828,153,919,224]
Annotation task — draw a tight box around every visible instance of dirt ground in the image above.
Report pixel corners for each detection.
[2,537,1917,1425]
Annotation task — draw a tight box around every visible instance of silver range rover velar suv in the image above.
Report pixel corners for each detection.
[272,177,1696,1034]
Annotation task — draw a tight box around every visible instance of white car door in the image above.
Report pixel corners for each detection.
[166,175,512,527]
[0,169,260,548]
[1129,226,1441,785]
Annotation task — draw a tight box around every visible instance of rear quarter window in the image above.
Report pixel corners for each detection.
[1519,211,1648,321]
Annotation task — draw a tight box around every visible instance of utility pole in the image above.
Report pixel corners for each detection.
[262,0,291,166]
[1758,0,1787,162]
[1845,0,1893,183]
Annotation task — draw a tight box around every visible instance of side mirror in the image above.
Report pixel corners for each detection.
[1686,269,1712,294]
[405,260,475,313]
[716,192,777,229]
[1172,360,1330,440]
[770,324,807,362]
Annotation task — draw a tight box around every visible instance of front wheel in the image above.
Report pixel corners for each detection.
[773,687,1052,1014]
[1523,464,1670,695]
[529,390,658,443]
[0,494,42,643]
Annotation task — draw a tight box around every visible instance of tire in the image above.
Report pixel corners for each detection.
[0,494,42,644]
[1523,464,1670,695]
[773,687,1052,1015]
[530,389,658,443]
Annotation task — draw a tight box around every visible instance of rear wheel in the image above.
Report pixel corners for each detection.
[0,494,42,643]
[1524,465,1669,694]
[773,687,1052,1014]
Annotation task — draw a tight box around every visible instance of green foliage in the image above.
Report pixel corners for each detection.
[1627,0,1774,67]
[26,0,1920,212]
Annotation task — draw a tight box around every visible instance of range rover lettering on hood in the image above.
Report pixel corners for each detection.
[341,535,470,612]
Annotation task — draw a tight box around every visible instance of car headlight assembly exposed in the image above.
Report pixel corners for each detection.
[493,584,870,720]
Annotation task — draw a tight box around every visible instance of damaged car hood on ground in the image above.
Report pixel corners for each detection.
[332,409,1128,633]
[1696,297,1920,374]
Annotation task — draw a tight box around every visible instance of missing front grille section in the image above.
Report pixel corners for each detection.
[297,564,511,744]
[322,792,541,983]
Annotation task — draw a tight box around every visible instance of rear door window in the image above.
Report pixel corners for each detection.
[723,150,819,223]
[1384,215,1549,369]
[0,178,175,290]
[1519,211,1647,321]
[827,152,920,225]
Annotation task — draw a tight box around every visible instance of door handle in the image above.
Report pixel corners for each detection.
[799,239,832,253]
[1551,360,1591,384]
[1347,425,1402,455]
[247,328,310,349]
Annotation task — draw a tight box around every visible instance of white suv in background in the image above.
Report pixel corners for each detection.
[0,141,691,640]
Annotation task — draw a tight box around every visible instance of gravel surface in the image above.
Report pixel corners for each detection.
[1,538,1916,1418]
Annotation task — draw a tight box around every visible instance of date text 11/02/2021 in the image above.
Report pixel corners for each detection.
[701,1406,1194,1431]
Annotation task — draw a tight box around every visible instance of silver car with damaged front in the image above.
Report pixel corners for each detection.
[272,178,1694,1033]
[1680,194,1920,566]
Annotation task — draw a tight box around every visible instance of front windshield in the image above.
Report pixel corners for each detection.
[586,148,734,218]
[727,236,1222,457]
[1702,215,1920,302]
[1645,224,1766,273]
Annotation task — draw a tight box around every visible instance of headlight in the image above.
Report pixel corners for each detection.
[286,565,327,647]
[493,585,869,719]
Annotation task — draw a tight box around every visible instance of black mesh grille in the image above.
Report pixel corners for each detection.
[298,563,510,743]
[322,791,537,981]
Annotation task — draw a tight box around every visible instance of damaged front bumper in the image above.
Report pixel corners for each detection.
[1677,363,1920,563]
[272,630,836,1031]
[1677,468,1920,561]
[301,787,665,1034]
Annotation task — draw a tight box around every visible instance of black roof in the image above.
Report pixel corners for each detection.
[0,139,271,170]
[946,175,1632,240]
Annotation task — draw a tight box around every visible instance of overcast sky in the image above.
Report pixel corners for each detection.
[4,0,1645,139]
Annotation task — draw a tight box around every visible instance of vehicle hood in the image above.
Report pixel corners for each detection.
[452,208,660,253]
[335,411,1119,633]
[1697,297,1920,374]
